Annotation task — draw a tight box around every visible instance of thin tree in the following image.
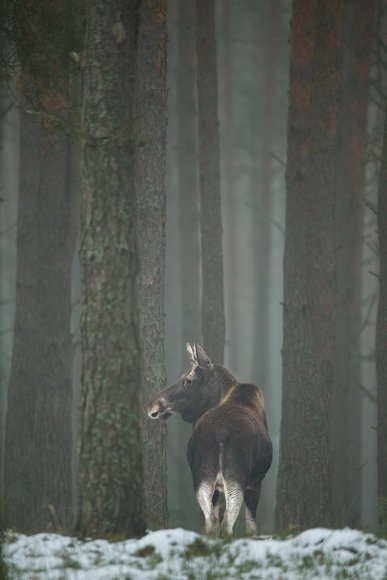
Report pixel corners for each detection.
[332,0,375,527]
[376,99,387,532]
[4,1,78,532]
[251,0,281,403]
[177,0,201,364]
[196,0,225,364]
[276,0,345,530]
[166,0,201,531]
[76,0,145,538]
[135,0,168,530]
[220,0,238,370]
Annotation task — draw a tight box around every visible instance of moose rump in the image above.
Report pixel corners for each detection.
[188,383,272,536]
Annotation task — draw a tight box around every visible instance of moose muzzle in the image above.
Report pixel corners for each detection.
[147,398,173,421]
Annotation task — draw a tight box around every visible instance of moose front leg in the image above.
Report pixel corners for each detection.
[196,481,219,535]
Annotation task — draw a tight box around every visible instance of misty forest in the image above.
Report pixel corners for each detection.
[1,0,387,577]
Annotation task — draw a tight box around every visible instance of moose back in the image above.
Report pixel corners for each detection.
[147,343,272,536]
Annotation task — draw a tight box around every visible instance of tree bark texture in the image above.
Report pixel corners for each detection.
[276,0,344,531]
[376,104,387,531]
[4,112,74,532]
[76,0,145,538]
[134,0,168,530]
[196,0,225,365]
[332,0,375,527]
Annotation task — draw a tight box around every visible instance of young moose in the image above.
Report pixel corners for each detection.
[147,343,272,536]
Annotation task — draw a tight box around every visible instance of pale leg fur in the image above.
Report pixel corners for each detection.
[220,480,243,536]
[196,482,219,535]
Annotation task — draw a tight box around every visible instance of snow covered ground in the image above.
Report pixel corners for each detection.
[4,526,387,579]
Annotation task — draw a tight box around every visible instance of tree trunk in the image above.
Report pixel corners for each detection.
[276,0,344,531]
[332,0,375,527]
[196,0,225,364]
[252,0,280,391]
[4,110,74,532]
[220,0,238,370]
[376,102,387,532]
[176,0,201,363]
[76,0,145,538]
[135,0,168,530]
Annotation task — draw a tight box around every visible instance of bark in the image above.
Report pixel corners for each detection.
[332,0,375,527]
[76,0,145,538]
[176,0,201,363]
[376,102,387,532]
[276,0,344,531]
[135,0,168,530]
[196,0,225,364]
[4,111,74,532]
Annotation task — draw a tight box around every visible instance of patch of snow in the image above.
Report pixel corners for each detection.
[4,527,387,579]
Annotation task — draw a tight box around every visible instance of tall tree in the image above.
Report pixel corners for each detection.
[196,0,225,364]
[251,0,281,391]
[332,0,375,527]
[4,1,78,532]
[135,0,168,530]
[376,101,387,532]
[76,0,145,538]
[219,0,238,370]
[276,0,344,530]
[176,0,201,364]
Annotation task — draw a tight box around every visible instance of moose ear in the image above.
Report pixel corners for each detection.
[186,342,197,366]
[194,343,214,370]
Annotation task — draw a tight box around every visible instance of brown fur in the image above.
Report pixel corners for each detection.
[148,343,272,535]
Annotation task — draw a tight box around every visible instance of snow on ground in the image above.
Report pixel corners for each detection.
[4,526,387,579]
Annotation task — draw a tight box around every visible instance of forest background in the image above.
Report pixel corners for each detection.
[0,0,386,540]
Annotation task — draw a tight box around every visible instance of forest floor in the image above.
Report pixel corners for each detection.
[3,526,387,579]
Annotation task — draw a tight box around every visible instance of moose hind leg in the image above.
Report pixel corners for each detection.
[244,485,261,536]
[196,482,219,535]
[220,480,243,536]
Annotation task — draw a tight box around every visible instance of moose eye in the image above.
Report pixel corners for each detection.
[184,378,193,388]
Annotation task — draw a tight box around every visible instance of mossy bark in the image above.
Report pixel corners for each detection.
[134,0,168,530]
[276,0,344,531]
[76,0,145,538]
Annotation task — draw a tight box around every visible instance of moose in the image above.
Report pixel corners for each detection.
[148,343,272,536]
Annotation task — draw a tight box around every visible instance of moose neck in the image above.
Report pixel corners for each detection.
[191,364,239,426]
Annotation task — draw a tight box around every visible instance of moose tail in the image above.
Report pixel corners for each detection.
[215,428,229,475]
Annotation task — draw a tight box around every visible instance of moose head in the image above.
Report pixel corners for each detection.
[147,343,232,424]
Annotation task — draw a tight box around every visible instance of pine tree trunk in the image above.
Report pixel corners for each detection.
[177,0,201,361]
[76,0,145,538]
[135,0,168,530]
[332,0,375,527]
[196,0,225,364]
[4,111,74,532]
[276,0,344,531]
[376,104,387,531]
[220,0,238,370]
[252,0,280,393]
